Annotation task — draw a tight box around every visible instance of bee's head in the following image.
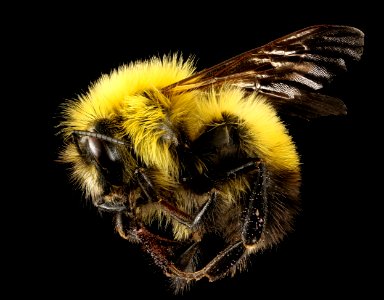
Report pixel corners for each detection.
[59,118,140,211]
[58,56,194,210]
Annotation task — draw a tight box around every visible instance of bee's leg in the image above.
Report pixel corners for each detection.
[131,225,246,283]
[213,158,266,244]
[164,241,246,283]
[135,168,216,229]
[224,160,261,179]
[114,209,247,285]
[160,192,216,230]
[241,161,267,246]
[114,211,141,242]
[163,163,267,282]
[115,211,181,245]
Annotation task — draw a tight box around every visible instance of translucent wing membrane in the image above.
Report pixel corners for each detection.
[163,25,364,119]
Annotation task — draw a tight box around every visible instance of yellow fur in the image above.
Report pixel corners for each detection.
[120,89,197,177]
[60,55,299,214]
[61,54,298,177]
[60,55,197,179]
[60,54,195,138]
[57,24,363,293]
[184,88,300,172]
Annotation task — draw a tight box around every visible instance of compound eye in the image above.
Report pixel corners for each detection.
[87,136,118,168]
[87,136,103,160]
[73,133,124,186]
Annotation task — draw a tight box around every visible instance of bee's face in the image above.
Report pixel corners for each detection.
[59,25,364,294]
[70,128,136,209]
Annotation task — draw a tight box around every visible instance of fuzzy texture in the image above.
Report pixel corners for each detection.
[59,54,301,290]
[57,24,364,294]
[60,55,299,207]
[60,54,196,195]
[184,87,300,172]
[60,54,195,138]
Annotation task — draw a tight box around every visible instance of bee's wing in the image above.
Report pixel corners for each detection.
[163,25,364,119]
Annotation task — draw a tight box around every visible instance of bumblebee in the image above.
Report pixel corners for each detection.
[58,25,364,293]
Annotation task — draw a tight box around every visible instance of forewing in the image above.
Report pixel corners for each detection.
[163,25,364,119]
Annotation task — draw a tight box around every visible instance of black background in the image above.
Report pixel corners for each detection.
[10,4,377,299]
